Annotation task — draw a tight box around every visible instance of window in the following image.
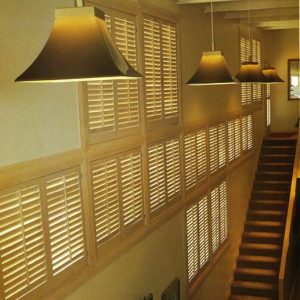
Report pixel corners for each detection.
[240,36,251,106]
[242,114,253,151]
[85,12,140,139]
[148,137,181,213]
[252,39,262,102]
[143,16,179,123]
[209,123,226,174]
[227,118,241,163]
[184,129,207,190]
[91,150,144,246]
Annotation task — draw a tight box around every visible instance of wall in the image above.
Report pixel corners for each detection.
[0,1,266,300]
[0,0,80,167]
[270,29,299,132]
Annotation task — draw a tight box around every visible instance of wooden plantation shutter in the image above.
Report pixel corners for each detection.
[242,114,253,151]
[186,195,209,282]
[91,159,120,244]
[252,39,262,102]
[120,152,143,227]
[148,137,181,213]
[162,23,178,119]
[227,119,241,163]
[143,16,179,123]
[218,123,226,169]
[85,12,140,137]
[240,36,251,105]
[266,85,271,127]
[45,168,85,276]
[210,180,228,255]
[184,129,207,190]
[0,183,47,300]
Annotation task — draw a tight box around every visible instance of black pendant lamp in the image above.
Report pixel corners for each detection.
[235,0,267,83]
[187,1,236,85]
[15,0,141,83]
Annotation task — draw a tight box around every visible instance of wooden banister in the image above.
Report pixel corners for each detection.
[279,130,300,300]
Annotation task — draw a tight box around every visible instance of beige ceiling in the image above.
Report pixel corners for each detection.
[175,0,300,30]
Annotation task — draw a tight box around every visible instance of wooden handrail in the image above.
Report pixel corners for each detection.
[279,129,300,300]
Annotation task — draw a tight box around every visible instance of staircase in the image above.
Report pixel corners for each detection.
[229,135,297,300]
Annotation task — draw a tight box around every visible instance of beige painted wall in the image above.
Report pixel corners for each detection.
[270,29,299,132]
[0,0,80,167]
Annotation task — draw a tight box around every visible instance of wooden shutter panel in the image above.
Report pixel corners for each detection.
[209,126,218,174]
[252,39,262,102]
[120,152,143,227]
[198,196,209,268]
[196,130,207,180]
[162,23,178,119]
[115,17,140,130]
[184,133,197,190]
[45,169,85,276]
[0,184,47,300]
[247,115,253,150]
[234,119,241,159]
[186,203,199,282]
[227,120,235,162]
[242,116,248,151]
[210,187,220,254]
[219,181,228,243]
[91,159,120,245]
[165,138,181,199]
[266,97,271,127]
[143,18,163,121]
[218,123,226,169]
[87,81,115,133]
[148,143,166,212]
[240,37,251,105]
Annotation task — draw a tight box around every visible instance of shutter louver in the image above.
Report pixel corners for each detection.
[162,23,178,118]
[252,39,262,102]
[227,120,235,162]
[234,119,241,159]
[209,126,218,174]
[143,18,162,121]
[266,97,271,127]
[0,185,47,300]
[242,116,248,151]
[198,196,209,268]
[91,159,120,244]
[165,138,181,199]
[240,37,252,105]
[148,143,166,212]
[196,130,207,181]
[247,114,253,150]
[45,170,85,276]
[120,153,143,227]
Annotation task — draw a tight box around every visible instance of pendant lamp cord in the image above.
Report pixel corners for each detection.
[75,0,84,7]
[210,0,215,51]
[247,0,252,60]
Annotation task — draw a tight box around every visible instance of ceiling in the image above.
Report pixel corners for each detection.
[175,0,300,30]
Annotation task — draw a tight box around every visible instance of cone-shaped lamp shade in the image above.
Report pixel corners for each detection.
[262,67,284,83]
[236,61,268,83]
[15,7,142,82]
[187,51,236,85]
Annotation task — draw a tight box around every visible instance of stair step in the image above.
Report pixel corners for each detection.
[252,191,289,201]
[260,154,295,164]
[229,296,274,300]
[237,255,280,270]
[263,139,296,147]
[240,243,282,257]
[231,280,278,297]
[253,181,290,192]
[249,200,288,211]
[261,146,296,155]
[245,221,285,233]
[247,210,286,221]
[256,172,292,181]
[234,267,278,283]
[257,163,293,173]
[242,232,283,244]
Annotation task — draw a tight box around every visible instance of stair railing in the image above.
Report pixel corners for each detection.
[279,130,300,300]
